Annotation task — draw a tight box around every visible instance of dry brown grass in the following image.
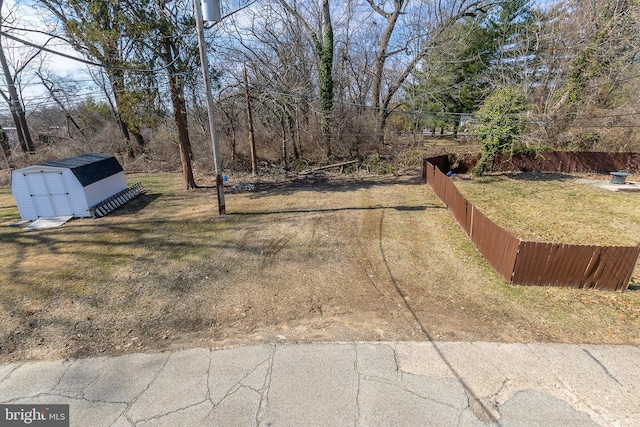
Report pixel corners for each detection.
[1,171,639,363]
[453,172,640,246]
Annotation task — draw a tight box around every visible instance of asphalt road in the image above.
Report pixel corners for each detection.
[1,341,638,426]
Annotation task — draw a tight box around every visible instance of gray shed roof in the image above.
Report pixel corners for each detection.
[36,153,124,187]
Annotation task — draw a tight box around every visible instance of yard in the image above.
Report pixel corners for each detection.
[0,170,639,362]
[453,172,640,246]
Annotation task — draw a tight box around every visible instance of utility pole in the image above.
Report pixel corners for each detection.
[194,0,225,214]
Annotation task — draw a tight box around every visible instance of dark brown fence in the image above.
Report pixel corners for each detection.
[434,151,640,175]
[498,151,640,174]
[423,158,640,291]
[512,242,640,290]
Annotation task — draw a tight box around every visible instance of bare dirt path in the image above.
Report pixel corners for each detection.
[1,172,639,362]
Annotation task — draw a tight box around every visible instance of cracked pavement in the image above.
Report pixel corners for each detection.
[1,342,639,426]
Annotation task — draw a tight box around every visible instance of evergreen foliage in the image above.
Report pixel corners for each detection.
[406,0,533,134]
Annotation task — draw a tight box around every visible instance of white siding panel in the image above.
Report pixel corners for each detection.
[22,170,72,217]
[25,172,48,196]
[44,171,72,216]
[82,171,127,210]
[24,171,56,218]
[61,170,88,217]
[11,170,36,220]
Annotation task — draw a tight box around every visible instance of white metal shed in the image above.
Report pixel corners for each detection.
[11,153,127,220]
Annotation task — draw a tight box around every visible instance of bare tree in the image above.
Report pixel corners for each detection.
[34,65,84,138]
[528,0,640,149]
[219,1,316,165]
[126,0,198,189]
[278,0,334,156]
[365,0,492,144]
[0,0,35,152]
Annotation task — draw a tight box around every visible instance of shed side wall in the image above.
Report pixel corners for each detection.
[62,169,89,216]
[82,172,127,213]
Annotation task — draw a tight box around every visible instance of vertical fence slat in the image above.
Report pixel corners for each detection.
[535,243,555,286]
[469,205,519,282]
[512,241,533,285]
[592,246,638,291]
[530,243,550,286]
[595,247,624,290]
[613,247,637,290]
[619,246,640,291]
[608,246,634,290]
[552,244,581,288]
[570,246,599,289]
[568,245,590,288]
[582,246,603,289]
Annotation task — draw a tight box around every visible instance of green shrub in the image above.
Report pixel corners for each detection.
[363,154,394,174]
[472,86,528,175]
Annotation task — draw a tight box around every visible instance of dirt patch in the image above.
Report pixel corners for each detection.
[1,172,640,362]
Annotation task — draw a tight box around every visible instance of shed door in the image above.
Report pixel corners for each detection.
[22,171,73,217]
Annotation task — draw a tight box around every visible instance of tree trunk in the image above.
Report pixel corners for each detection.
[317,0,334,158]
[114,111,136,157]
[280,112,288,171]
[286,109,299,161]
[108,69,144,157]
[169,80,196,190]
[0,32,34,153]
[370,1,402,145]
[0,125,12,169]
[376,110,390,146]
[165,42,196,190]
[243,67,258,175]
[279,0,334,158]
[294,104,303,160]
[132,131,145,151]
[220,105,237,164]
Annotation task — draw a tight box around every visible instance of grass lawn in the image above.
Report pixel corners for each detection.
[0,171,639,362]
[453,172,640,247]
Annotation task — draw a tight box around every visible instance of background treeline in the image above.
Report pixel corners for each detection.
[1,0,639,186]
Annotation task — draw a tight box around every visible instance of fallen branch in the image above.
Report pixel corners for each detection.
[300,160,358,175]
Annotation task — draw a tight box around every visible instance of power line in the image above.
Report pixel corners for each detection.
[0,31,180,73]
[249,82,475,117]
[2,55,640,129]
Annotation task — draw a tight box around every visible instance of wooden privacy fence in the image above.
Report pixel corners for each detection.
[423,158,640,292]
[430,151,640,175]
